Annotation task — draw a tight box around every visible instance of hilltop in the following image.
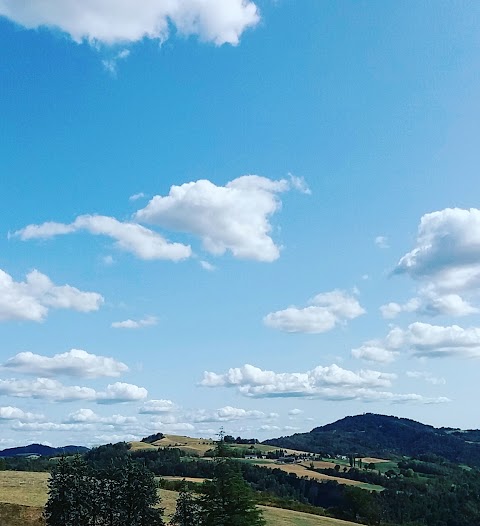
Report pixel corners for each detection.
[263,413,480,467]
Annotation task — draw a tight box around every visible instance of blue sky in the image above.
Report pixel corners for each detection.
[1,0,480,447]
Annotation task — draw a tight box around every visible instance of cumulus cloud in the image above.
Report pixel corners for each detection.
[2,349,129,378]
[0,406,43,421]
[135,175,309,262]
[380,292,478,319]
[15,215,191,262]
[388,208,480,317]
[139,399,177,414]
[264,289,365,333]
[0,378,147,403]
[11,421,92,432]
[0,0,260,46]
[353,322,480,362]
[97,382,148,404]
[198,363,445,403]
[0,268,103,322]
[111,316,158,329]
[65,408,137,426]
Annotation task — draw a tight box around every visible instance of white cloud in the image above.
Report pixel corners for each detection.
[200,363,423,402]
[65,408,137,426]
[0,406,43,421]
[0,0,260,46]
[129,192,146,201]
[135,175,308,262]
[389,208,480,317]
[0,377,97,401]
[380,293,478,319]
[97,382,148,404]
[264,289,365,333]
[406,371,446,385]
[192,406,271,423]
[351,342,399,363]
[375,236,389,249]
[111,316,158,329]
[199,260,216,271]
[353,322,480,362]
[102,48,130,75]
[380,299,420,319]
[0,378,147,403]
[0,268,103,322]
[15,215,191,262]
[2,349,129,378]
[11,421,92,432]
[139,399,177,414]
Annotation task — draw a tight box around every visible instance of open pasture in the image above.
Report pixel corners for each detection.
[0,470,364,526]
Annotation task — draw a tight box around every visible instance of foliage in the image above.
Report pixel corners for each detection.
[169,481,200,526]
[141,433,165,444]
[199,459,266,526]
[44,455,164,526]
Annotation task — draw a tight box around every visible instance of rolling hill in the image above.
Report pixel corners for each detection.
[263,413,480,467]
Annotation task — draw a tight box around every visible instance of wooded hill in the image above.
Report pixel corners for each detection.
[264,413,480,467]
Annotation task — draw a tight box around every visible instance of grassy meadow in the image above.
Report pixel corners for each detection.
[0,470,361,526]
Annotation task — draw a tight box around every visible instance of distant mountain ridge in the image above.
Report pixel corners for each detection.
[0,443,89,457]
[263,413,480,467]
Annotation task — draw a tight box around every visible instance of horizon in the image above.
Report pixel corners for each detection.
[2,1,480,449]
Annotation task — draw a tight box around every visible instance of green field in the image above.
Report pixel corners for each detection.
[0,471,361,526]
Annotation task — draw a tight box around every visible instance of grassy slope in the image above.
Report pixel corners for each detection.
[130,434,309,457]
[0,471,361,526]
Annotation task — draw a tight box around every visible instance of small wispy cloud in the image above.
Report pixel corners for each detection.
[200,260,216,271]
[111,316,158,329]
[102,49,131,75]
[374,236,389,249]
[129,192,146,202]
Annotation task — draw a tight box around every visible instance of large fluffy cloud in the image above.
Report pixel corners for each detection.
[135,175,309,262]
[0,268,103,322]
[386,209,480,318]
[2,349,129,378]
[200,363,446,403]
[0,378,147,403]
[0,0,260,46]
[15,215,191,261]
[264,290,365,333]
[353,322,480,362]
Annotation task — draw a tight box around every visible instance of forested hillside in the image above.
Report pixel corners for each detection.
[264,413,480,467]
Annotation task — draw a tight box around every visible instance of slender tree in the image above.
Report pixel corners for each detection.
[199,433,265,526]
[170,480,200,526]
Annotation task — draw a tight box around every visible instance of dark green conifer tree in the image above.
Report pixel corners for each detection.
[170,480,200,526]
[199,433,265,526]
